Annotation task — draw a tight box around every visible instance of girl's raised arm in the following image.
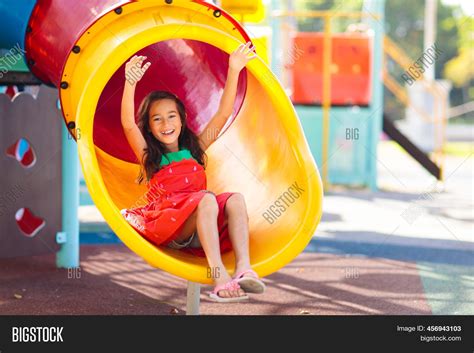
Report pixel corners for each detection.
[198,42,256,151]
[121,55,151,165]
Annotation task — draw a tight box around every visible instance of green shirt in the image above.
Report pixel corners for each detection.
[160,148,196,167]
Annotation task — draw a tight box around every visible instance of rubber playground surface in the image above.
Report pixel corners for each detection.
[1,142,472,315]
[1,245,434,315]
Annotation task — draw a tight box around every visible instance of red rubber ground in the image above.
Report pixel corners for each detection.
[0,244,431,315]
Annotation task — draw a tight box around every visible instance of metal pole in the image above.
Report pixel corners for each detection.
[321,15,332,189]
[423,0,437,82]
[56,122,79,268]
[186,281,201,315]
[364,0,385,191]
[424,0,440,171]
[270,0,283,78]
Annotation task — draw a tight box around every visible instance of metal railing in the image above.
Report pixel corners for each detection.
[383,35,447,176]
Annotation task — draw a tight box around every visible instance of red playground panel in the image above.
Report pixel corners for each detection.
[290,32,372,106]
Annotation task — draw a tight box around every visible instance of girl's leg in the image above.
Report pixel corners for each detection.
[178,193,245,298]
[173,211,197,243]
[224,193,252,276]
[195,193,245,298]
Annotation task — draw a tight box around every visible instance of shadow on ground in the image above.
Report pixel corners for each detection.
[307,232,473,266]
[0,244,432,315]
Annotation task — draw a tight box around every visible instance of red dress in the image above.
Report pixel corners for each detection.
[121,149,234,257]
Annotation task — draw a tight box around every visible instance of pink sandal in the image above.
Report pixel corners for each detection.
[233,269,266,294]
[209,279,249,303]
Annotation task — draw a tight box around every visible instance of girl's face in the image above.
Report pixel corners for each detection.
[148,99,182,150]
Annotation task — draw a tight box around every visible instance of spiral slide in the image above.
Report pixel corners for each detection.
[6,0,323,283]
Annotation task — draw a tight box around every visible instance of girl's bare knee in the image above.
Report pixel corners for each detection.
[228,193,245,205]
[226,193,248,217]
[197,193,218,215]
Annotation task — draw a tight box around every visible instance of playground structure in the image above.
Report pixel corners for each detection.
[0,0,453,314]
[266,0,448,188]
[271,4,383,189]
[0,0,323,312]
[0,86,63,258]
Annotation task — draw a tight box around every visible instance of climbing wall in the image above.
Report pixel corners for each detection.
[0,85,62,258]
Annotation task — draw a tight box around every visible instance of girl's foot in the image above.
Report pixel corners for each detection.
[233,268,266,294]
[209,275,248,303]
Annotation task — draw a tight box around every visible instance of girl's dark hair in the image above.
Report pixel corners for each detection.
[136,91,207,184]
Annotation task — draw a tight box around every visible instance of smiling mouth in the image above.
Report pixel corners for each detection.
[161,129,175,136]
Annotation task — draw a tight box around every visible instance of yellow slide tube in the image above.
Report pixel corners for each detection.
[60,0,323,284]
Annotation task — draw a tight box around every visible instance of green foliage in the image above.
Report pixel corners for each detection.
[295,0,364,33]
[444,15,473,87]
[383,0,468,116]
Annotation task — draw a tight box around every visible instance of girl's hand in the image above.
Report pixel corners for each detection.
[125,55,151,86]
[229,41,257,72]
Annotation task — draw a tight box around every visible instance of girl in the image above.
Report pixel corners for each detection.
[120,42,265,302]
